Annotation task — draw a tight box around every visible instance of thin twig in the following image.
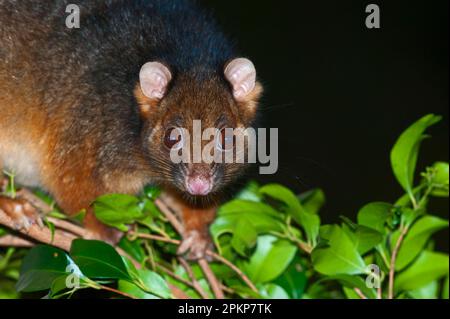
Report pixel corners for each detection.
[178,257,210,299]
[354,288,368,299]
[220,285,235,295]
[206,251,258,293]
[47,217,90,238]
[156,263,195,288]
[98,284,137,299]
[0,235,34,248]
[298,242,312,254]
[155,198,183,234]
[198,258,224,299]
[132,232,179,245]
[388,226,409,299]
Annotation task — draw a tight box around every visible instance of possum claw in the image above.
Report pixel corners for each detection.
[0,196,43,231]
[177,230,214,261]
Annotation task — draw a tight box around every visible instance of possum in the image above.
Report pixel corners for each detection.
[0,0,262,259]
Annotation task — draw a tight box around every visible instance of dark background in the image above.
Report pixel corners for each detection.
[201,1,449,249]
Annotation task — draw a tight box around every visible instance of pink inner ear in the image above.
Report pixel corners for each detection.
[139,62,172,100]
[224,58,257,101]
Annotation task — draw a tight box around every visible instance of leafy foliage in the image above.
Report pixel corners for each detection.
[0,114,448,299]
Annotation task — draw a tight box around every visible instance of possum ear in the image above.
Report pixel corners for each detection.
[224,58,257,102]
[139,62,172,100]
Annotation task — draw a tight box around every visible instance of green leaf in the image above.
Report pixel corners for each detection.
[430,162,449,197]
[395,185,427,207]
[260,184,320,245]
[70,239,131,280]
[390,114,442,197]
[93,194,143,231]
[235,181,262,202]
[211,200,285,249]
[143,185,161,200]
[342,224,383,255]
[49,272,91,299]
[395,251,449,292]
[408,281,439,299]
[118,280,155,299]
[0,280,20,299]
[231,218,258,256]
[218,199,283,220]
[227,285,263,299]
[400,207,425,227]
[138,198,161,221]
[118,237,146,263]
[259,283,290,299]
[16,245,71,292]
[122,269,171,299]
[319,275,378,299]
[298,189,326,214]
[241,235,297,284]
[137,269,172,299]
[273,255,308,299]
[394,216,448,270]
[357,202,393,233]
[343,286,361,299]
[443,274,449,299]
[49,276,72,298]
[312,225,367,275]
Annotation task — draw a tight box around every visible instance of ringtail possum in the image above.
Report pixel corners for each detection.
[0,0,262,259]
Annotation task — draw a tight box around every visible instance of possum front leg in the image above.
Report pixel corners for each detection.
[177,205,216,260]
[161,192,216,260]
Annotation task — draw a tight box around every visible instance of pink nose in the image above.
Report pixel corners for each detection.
[186,176,212,196]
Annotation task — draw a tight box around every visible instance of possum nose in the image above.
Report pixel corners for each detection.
[186,176,212,196]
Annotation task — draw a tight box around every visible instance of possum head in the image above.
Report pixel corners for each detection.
[135,58,263,197]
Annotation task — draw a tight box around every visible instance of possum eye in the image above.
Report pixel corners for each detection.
[217,128,235,151]
[164,128,183,150]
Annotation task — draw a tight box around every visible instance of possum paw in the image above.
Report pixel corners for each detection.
[0,196,43,231]
[177,230,214,261]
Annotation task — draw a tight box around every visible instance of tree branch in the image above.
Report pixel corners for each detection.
[155,198,183,234]
[178,257,210,299]
[388,226,409,299]
[0,235,34,248]
[0,209,75,251]
[198,258,225,299]
[354,288,368,299]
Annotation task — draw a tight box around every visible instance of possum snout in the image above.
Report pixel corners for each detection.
[184,163,214,196]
